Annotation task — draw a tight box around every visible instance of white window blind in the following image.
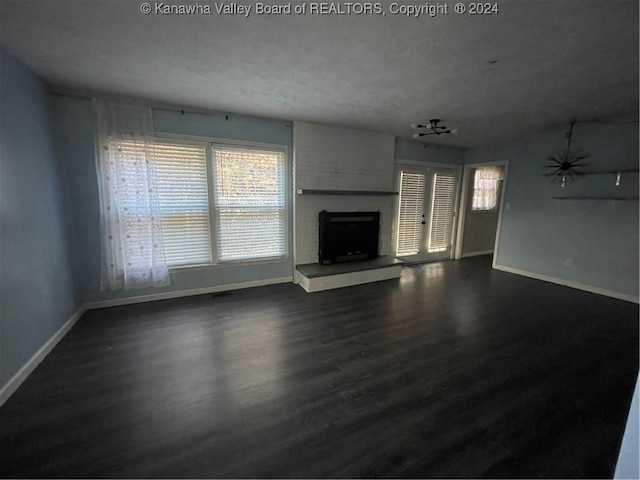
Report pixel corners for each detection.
[154,143,211,266]
[472,166,503,211]
[212,145,286,261]
[428,173,457,253]
[396,172,425,256]
[113,140,212,267]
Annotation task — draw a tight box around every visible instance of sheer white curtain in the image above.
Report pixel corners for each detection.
[472,166,504,211]
[95,100,170,290]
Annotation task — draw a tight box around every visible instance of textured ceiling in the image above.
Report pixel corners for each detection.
[1,0,638,146]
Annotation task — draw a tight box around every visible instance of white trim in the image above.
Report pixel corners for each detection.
[86,277,293,309]
[0,276,294,406]
[295,267,402,293]
[450,168,463,260]
[0,305,87,407]
[461,249,494,258]
[493,264,639,304]
[492,162,509,269]
[293,270,310,290]
[205,141,218,266]
[169,256,289,273]
[454,160,509,261]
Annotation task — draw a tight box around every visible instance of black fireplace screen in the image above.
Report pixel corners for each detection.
[318,211,380,265]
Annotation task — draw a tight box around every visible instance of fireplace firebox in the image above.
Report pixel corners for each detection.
[318,211,380,265]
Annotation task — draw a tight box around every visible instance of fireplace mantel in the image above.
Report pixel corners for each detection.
[296,189,398,196]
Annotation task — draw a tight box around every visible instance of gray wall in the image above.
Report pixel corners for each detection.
[52,97,294,304]
[465,122,639,300]
[461,167,502,256]
[0,50,80,387]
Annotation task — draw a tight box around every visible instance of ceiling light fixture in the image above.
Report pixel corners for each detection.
[412,119,457,138]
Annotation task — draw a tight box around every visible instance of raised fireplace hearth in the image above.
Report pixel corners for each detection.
[294,256,403,293]
[294,210,401,292]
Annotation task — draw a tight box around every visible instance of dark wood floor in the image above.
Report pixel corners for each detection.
[1,256,638,478]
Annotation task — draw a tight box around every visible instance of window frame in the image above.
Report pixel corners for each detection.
[427,172,458,254]
[210,141,289,265]
[395,169,426,257]
[146,132,290,271]
[471,167,502,212]
[105,134,213,270]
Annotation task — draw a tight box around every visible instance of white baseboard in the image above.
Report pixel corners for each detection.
[86,276,293,309]
[461,250,494,259]
[0,304,87,407]
[493,264,639,304]
[293,270,310,291]
[0,276,295,406]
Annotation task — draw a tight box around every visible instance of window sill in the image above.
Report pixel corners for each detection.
[169,256,289,274]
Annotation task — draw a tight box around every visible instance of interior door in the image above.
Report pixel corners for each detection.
[395,166,459,263]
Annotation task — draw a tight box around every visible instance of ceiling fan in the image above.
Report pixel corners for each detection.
[543,119,590,187]
[412,119,457,138]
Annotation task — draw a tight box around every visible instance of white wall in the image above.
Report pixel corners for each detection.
[293,121,396,265]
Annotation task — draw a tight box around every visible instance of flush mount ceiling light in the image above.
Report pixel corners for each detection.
[543,119,590,187]
[412,119,458,138]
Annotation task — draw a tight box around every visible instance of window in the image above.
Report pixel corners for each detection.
[110,138,287,268]
[396,171,425,256]
[153,142,212,266]
[109,140,211,268]
[472,166,503,211]
[212,145,287,261]
[428,173,457,253]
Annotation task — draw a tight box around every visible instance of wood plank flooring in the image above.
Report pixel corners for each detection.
[0,256,638,478]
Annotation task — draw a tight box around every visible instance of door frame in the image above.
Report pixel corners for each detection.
[453,160,509,262]
[393,160,463,263]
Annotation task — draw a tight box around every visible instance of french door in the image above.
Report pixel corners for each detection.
[395,166,459,263]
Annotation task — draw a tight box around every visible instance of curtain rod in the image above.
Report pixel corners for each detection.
[50,90,224,117]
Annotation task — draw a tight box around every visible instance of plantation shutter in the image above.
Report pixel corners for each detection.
[115,141,212,267]
[396,172,425,256]
[428,173,457,253]
[212,145,286,261]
